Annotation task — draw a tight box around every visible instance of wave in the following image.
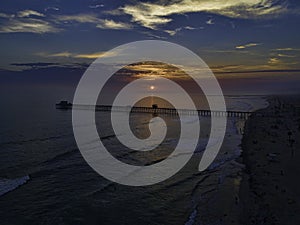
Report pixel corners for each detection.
[226,96,269,112]
[185,208,197,225]
[0,175,30,197]
[0,134,70,146]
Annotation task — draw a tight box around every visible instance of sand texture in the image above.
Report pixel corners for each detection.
[240,96,300,225]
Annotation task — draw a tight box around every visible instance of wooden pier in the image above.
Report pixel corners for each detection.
[56,101,252,118]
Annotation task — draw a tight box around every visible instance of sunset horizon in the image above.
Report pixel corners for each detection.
[1,1,300,225]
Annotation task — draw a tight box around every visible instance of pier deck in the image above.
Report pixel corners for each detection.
[56,101,253,118]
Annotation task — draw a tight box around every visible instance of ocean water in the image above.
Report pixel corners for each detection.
[0,86,268,225]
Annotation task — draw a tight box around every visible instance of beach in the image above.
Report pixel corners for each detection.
[239,96,300,224]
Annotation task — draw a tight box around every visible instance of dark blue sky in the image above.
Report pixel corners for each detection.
[0,0,300,94]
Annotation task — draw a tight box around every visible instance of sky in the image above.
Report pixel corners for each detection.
[0,0,300,94]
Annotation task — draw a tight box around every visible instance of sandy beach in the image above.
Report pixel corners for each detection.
[239,96,300,224]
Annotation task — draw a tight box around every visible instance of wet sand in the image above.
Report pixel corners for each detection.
[240,96,300,224]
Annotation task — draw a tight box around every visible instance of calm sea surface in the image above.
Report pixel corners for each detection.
[0,85,268,225]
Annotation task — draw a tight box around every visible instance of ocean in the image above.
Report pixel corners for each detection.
[0,85,268,225]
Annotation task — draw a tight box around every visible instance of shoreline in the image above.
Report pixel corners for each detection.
[239,96,300,224]
[184,96,269,225]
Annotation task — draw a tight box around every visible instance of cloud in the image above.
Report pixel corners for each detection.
[211,62,300,74]
[54,14,132,30]
[55,14,100,23]
[116,62,189,80]
[277,53,296,58]
[0,9,45,19]
[211,64,245,72]
[0,9,132,34]
[119,0,287,29]
[0,18,60,34]
[17,10,45,18]
[0,13,14,18]
[11,62,59,67]
[44,7,59,12]
[89,4,104,9]
[0,10,59,33]
[236,43,262,49]
[204,49,249,54]
[184,26,197,30]
[38,50,120,59]
[141,31,167,39]
[264,57,299,70]
[164,27,182,36]
[267,54,298,68]
[206,18,214,25]
[45,52,73,57]
[164,26,201,36]
[74,51,118,59]
[268,57,281,64]
[215,68,300,75]
[275,48,300,51]
[7,62,89,71]
[97,19,132,30]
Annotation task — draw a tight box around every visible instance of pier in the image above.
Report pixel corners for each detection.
[56,101,253,118]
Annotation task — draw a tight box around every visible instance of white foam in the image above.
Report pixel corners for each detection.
[0,175,30,197]
[225,96,269,112]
